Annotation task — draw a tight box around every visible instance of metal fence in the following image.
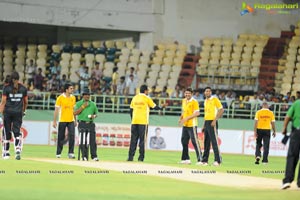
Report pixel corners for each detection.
[16,91,289,121]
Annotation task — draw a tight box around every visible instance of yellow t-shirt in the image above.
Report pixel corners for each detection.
[181,98,199,127]
[112,72,119,85]
[255,108,275,130]
[55,94,76,122]
[130,93,156,124]
[204,96,223,120]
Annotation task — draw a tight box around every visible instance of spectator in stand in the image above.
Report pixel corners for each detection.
[233,96,242,118]
[289,96,296,107]
[284,92,291,101]
[90,73,100,93]
[75,61,86,93]
[149,85,159,105]
[25,59,37,89]
[116,76,126,112]
[233,96,241,109]
[104,87,113,112]
[111,67,119,95]
[125,67,138,84]
[218,91,227,108]
[149,85,159,98]
[79,66,90,93]
[213,89,220,98]
[171,84,183,99]
[125,74,137,104]
[116,76,126,95]
[281,99,289,112]
[100,78,111,93]
[250,94,260,110]
[257,94,265,106]
[192,89,203,103]
[32,68,45,109]
[225,91,234,108]
[60,74,69,92]
[243,95,251,110]
[50,60,61,80]
[47,73,61,102]
[296,91,300,99]
[34,68,44,91]
[47,74,60,91]
[91,62,103,81]
[170,84,183,109]
[160,86,169,98]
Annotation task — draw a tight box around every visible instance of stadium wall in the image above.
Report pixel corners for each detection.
[10,110,287,156]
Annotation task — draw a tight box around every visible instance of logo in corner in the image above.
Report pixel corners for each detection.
[240,2,254,16]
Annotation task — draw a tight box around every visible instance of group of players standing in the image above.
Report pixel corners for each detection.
[0,71,299,189]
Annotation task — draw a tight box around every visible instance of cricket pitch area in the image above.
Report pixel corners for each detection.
[29,158,296,190]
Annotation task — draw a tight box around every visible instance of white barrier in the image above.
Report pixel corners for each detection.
[18,121,288,157]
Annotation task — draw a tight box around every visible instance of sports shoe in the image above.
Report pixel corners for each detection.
[213,161,220,166]
[83,157,87,161]
[281,182,291,190]
[138,155,144,162]
[262,162,268,165]
[127,157,133,161]
[92,157,99,161]
[179,160,191,164]
[56,154,61,158]
[3,153,10,160]
[255,157,260,165]
[15,151,21,160]
[68,153,75,159]
[196,161,208,166]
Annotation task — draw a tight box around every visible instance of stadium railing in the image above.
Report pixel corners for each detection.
[0,91,289,120]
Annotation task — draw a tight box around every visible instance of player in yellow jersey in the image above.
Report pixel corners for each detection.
[127,85,166,162]
[254,101,276,165]
[199,87,224,166]
[53,83,76,159]
[178,88,202,164]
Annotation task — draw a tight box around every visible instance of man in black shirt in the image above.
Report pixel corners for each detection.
[0,71,28,160]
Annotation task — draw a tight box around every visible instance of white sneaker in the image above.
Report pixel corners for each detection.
[196,161,208,166]
[68,154,75,159]
[179,160,191,164]
[93,157,99,161]
[262,162,268,165]
[281,182,291,190]
[213,161,220,166]
[83,157,87,161]
[56,154,61,158]
[3,153,10,160]
[185,160,191,164]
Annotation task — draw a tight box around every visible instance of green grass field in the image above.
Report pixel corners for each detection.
[0,145,299,200]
